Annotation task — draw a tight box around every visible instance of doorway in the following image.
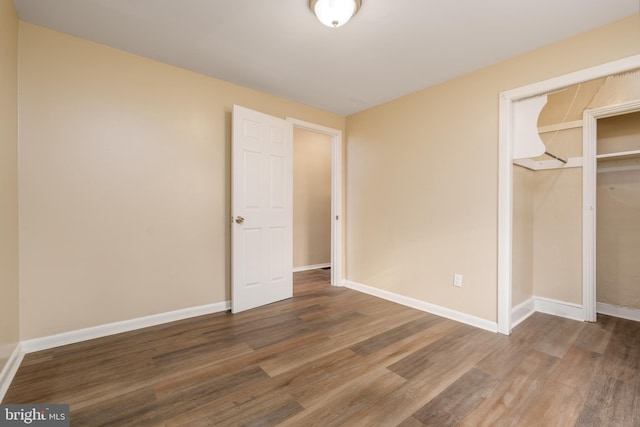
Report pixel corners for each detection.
[292,128,332,274]
[287,118,343,286]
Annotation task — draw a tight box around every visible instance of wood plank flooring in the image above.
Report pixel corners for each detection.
[4,269,640,426]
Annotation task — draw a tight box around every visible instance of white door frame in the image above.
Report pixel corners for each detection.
[498,54,640,334]
[286,118,343,286]
[583,99,640,321]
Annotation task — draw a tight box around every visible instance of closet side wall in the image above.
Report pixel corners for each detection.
[512,166,534,307]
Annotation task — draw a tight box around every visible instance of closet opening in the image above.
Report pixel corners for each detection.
[584,106,640,322]
[594,113,640,321]
[287,118,343,287]
[498,55,640,334]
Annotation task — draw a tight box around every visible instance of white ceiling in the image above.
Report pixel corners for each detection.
[12,0,640,115]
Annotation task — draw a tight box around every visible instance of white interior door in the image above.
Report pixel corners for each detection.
[232,105,293,313]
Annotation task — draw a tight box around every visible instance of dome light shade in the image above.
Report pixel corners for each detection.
[310,0,362,28]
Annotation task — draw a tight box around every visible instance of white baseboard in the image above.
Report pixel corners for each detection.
[597,302,640,322]
[511,297,535,328]
[0,343,24,402]
[21,301,231,354]
[344,280,498,333]
[534,297,584,321]
[293,263,331,273]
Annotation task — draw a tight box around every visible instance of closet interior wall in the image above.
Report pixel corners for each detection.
[512,84,592,309]
[512,166,534,307]
[530,85,591,305]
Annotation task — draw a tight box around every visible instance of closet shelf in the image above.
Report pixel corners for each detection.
[514,156,582,171]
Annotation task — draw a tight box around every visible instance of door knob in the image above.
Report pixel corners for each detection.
[235,216,245,224]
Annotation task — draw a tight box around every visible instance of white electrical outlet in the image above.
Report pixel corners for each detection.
[453,273,463,287]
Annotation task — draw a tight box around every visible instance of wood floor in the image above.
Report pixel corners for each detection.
[4,269,640,426]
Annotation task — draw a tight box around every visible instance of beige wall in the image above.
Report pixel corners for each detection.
[346,14,640,322]
[293,128,332,269]
[18,22,345,340]
[0,0,20,368]
[512,166,534,307]
[597,112,640,309]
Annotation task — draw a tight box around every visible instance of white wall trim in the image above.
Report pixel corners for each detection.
[498,92,514,334]
[293,263,331,273]
[597,302,640,322]
[498,54,640,334]
[511,297,535,328]
[21,301,231,353]
[344,280,498,333]
[287,117,343,288]
[0,343,24,402]
[534,297,584,321]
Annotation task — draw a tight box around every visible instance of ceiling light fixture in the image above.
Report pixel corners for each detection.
[310,0,362,28]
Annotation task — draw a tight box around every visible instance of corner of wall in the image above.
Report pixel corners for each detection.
[0,0,21,402]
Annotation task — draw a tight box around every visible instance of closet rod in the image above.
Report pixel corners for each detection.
[544,151,567,164]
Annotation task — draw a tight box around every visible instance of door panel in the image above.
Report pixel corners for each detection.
[232,105,293,313]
